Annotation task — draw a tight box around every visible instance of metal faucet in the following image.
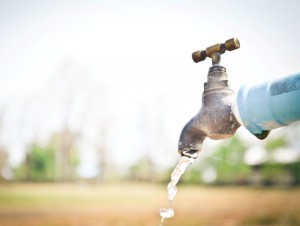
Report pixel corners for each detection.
[178,38,241,159]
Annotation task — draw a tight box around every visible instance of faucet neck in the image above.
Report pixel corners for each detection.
[209,65,226,73]
[204,65,229,92]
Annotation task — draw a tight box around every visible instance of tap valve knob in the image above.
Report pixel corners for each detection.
[192,38,240,64]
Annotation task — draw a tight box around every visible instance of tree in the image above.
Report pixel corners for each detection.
[14,144,55,181]
[53,131,80,182]
[13,141,80,182]
[0,148,8,181]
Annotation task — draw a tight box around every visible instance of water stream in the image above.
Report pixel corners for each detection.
[159,156,195,225]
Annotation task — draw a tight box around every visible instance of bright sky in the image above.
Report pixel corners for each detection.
[0,0,300,177]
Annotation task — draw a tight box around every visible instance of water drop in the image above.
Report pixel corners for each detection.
[159,156,194,225]
[159,208,174,219]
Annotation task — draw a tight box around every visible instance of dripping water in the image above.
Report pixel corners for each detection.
[159,156,194,225]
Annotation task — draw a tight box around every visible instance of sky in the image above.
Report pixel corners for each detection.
[0,0,300,177]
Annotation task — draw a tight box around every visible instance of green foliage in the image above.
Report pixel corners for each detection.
[161,135,300,187]
[261,162,300,186]
[171,136,252,185]
[265,136,287,151]
[14,144,55,181]
[200,136,251,184]
[261,163,289,186]
[287,162,300,185]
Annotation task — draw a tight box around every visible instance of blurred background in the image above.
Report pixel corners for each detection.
[0,0,300,226]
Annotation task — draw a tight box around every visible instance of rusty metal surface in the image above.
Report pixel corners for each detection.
[178,66,241,157]
[178,38,241,158]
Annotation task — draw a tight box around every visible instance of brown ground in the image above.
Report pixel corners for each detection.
[0,183,299,226]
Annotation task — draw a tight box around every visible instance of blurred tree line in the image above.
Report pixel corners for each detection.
[13,132,80,182]
[0,62,110,183]
[0,62,298,186]
[0,123,299,186]
[0,133,300,186]
[129,133,300,187]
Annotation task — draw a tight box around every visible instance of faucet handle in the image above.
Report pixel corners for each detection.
[192,38,240,63]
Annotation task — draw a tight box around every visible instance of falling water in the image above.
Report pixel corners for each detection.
[159,156,195,225]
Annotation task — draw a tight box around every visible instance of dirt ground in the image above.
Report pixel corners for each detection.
[0,183,299,226]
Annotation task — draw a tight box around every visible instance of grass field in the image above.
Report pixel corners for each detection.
[0,183,299,226]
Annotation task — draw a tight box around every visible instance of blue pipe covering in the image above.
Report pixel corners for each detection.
[237,73,300,138]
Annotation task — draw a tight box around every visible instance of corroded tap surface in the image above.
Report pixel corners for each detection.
[178,38,241,158]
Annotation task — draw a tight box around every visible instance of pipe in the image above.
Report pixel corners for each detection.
[179,38,300,159]
[236,73,300,139]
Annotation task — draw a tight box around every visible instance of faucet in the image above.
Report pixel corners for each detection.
[178,38,241,159]
[178,37,300,159]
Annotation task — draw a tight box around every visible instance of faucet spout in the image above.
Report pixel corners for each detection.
[178,116,207,158]
[178,65,241,158]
